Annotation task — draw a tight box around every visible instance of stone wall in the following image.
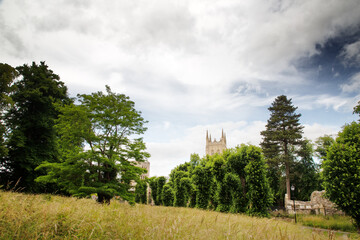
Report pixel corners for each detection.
[285,190,343,215]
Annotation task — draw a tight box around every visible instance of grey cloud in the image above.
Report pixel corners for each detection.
[194,0,360,74]
[0,18,26,57]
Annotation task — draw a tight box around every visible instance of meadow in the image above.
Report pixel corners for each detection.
[0,190,359,240]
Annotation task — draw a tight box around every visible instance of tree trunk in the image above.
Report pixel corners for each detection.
[284,141,291,200]
[285,161,291,200]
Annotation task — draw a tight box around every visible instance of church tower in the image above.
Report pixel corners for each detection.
[206,129,227,156]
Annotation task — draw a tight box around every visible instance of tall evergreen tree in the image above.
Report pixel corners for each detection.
[5,62,69,192]
[260,95,303,200]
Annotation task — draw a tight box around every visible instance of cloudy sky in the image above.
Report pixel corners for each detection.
[1,0,360,177]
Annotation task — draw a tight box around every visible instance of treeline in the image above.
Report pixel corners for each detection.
[137,95,324,216]
[0,62,149,203]
[136,145,273,216]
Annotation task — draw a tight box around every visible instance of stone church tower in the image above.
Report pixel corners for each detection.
[206,130,227,155]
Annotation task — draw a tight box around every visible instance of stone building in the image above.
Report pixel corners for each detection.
[129,160,150,192]
[136,160,150,180]
[206,130,227,156]
[285,190,343,215]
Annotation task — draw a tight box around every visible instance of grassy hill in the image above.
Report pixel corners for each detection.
[0,190,358,239]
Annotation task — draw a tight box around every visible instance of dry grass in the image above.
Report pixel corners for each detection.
[0,191,359,240]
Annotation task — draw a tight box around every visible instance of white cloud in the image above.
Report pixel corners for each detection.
[1,0,360,176]
[146,121,266,176]
[294,94,358,112]
[147,120,342,177]
[303,123,340,142]
[341,72,360,93]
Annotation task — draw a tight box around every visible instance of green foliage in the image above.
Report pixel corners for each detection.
[225,172,246,213]
[0,63,17,178]
[5,62,70,192]
[322,121,360,230]
[168,145,273,217]
[314,135,335,161]
[192,165,212,209]
[149,177,158,205]
[36,86,149,203]
[353,100,360,119]
[156,176,166,205]
[260,95,304,202]
[173,171,190,207]
[135,179,148,204]
[291,140,322,201]
[161,183,174,206]
[297,214,357,233]
[245,146,273,217]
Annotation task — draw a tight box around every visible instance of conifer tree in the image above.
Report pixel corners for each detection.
[260,95,303,200]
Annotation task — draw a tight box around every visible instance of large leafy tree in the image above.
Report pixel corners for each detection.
[260,95,304,200]
[5,62,69,192]
[0,63,17,177]
[36,86,149,203]
[322,121,360,231]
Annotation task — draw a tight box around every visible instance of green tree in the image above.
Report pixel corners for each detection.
[291,140,322,201]
[156,176,166,205]
[322,121,360,231]
[353,100,360,118]
[245,146,273,216]
[192,165,212,209]
[135,179,148,204]
[149,177,158,205]
[314,135,335,161]
[36,86,149,203]
[5,62,69,192]
[0,63,17,180]
[216,173,232,212]
[260,95,304,200]
[161,183,174,206]
[225,172,246,213]
[173,171,190,207]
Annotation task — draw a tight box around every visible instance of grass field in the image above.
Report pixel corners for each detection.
[0,191,359,240]
[298,215,357,233]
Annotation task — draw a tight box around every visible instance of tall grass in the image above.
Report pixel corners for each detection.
[298,215,357,233]
[0,190,359,239]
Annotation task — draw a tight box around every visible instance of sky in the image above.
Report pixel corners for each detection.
[1,0,360,177]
